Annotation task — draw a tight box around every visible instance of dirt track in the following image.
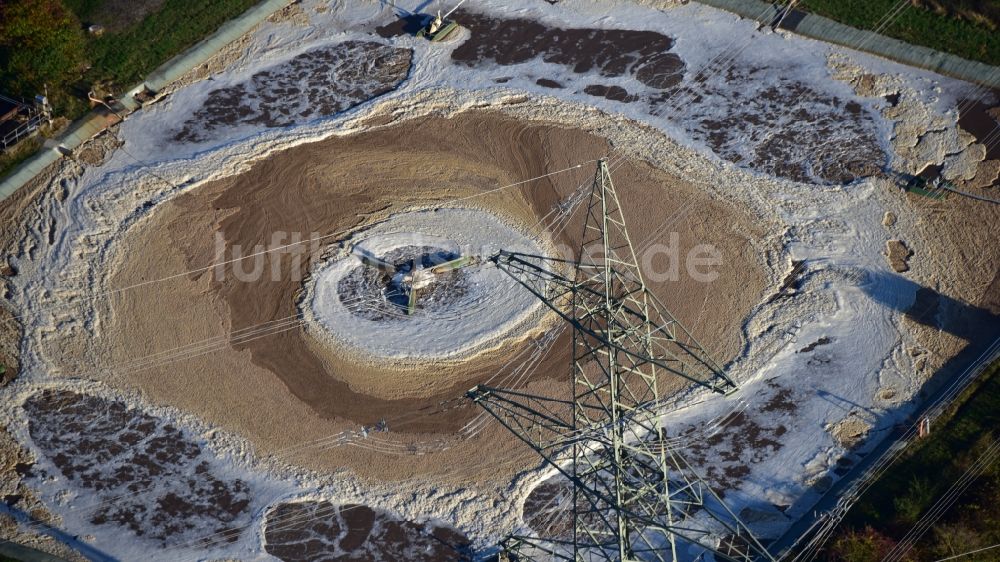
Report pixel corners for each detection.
[99,111,769,484]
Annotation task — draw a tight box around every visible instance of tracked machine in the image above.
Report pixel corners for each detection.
[416,0,466,42]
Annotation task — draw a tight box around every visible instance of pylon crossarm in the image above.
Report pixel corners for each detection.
[644,293,732,366]
[494,250,736,394]
[471,384,613,424]
[467,386,574,449]
[469,388,640,457]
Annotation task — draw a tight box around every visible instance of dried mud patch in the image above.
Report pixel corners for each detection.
[522,477,572,539]
[263,501,472,561]
[686,66,885,185]
[674,382,798,494]
[828,414,872,450]
[23,390,252,547]
[173,41,412,143]
[451,10,684,91]
[451,13,883,185]
[885,239,913,273]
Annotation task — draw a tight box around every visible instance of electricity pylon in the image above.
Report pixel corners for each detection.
[468,160,774,562]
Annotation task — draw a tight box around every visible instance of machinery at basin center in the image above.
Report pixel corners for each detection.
[416,0,466,42]
[353,247,480,315]
[468,160,775,561]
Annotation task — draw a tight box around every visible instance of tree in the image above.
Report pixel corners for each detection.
[0,0,87,104]
[829,526,913,562]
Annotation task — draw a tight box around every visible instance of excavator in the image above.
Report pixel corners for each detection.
[416,0,466,42]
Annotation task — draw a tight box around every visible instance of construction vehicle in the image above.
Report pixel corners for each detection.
[416,0,466,42]
[895,171,950,200]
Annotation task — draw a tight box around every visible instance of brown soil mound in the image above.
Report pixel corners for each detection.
[100,111,768,484]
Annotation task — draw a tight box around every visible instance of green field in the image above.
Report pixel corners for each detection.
[0,0,258,121]
[0,0,260,180]
[78,0,258,91]
[819,359,1000,561]
[797,0,1000,66]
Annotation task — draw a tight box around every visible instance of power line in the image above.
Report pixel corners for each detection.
[933,542,1000,562]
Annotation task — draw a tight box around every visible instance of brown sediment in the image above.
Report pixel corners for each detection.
[522,477,572,538]
[885,239,914,273]
[535,78,563,89]
[101,111,769,484]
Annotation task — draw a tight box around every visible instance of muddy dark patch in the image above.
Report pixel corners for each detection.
[798,336,832,353]
[173,41,412,143]
[584,84,637,103]
[23,390,252,547]
[451,11,684,89]
[683,66,885,184]
[957,94,1000,161]
[761,383,797,414]
[768,260,806,303]
[264,501,472,561]
[670,385,797,493]
[522,477,573,538]
[535,78,563,89]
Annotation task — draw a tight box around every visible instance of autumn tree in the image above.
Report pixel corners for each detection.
[0,0,87,109]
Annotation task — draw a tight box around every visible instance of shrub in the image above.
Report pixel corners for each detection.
[829,526,909,562]
[0,0,87,107]
[893,476,937,524]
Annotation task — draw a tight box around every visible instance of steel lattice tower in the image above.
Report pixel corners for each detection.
[468,161,775,562]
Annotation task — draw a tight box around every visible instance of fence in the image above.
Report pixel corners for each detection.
[0,95,48,153]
